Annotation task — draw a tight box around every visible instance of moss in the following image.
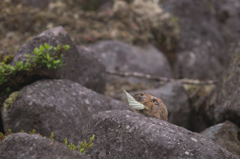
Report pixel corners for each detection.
[2,55,14,64]
[3,91,20,110]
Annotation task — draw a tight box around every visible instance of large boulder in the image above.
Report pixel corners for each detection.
[204,48,240,127]
[89,40,172,79]
[201,121,240,158]
[0,133,90,159]
[10,26,106,93]
[80,110,238,159]
[88,40,173,95]
[209,0,240,42]
[116,81,191,129]
[162,0,228,80]
[2,79,131,145]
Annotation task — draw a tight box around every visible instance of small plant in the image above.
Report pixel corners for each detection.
[0,43,70,94]
[49,132,54,141]
[64,138,68,146]
[79,135,95,153]
[28,129,36,134]
[68,143,77,151]
[0,129,12,142]
[0,128,94,154]
[0,129,53,142]
[64,135,95,153]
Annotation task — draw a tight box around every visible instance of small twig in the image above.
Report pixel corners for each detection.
[106,70,218,85]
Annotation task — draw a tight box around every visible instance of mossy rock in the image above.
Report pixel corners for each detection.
[4,91,20,110]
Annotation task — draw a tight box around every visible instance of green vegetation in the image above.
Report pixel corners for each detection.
[2,55,14,64]
[3,91,20,110]
[49,132,54,141]
[64,135,95,153]
[0,129,94,154]
[0,129,12,142]
[0,43,70,94]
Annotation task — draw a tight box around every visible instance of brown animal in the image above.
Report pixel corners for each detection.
[133,92,168,121]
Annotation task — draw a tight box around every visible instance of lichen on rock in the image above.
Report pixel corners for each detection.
[4,91,20,110]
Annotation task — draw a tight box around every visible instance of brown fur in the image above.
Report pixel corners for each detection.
[133,92,168,121]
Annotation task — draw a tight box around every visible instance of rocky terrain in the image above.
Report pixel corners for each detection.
[0,0,240,158]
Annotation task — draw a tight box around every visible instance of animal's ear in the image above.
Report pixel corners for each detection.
[123,90,148,110]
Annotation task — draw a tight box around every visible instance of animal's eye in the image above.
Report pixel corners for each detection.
[151,98,157,103]
[140,93,144,96]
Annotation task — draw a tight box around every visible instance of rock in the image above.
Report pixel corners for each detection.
[0,133,90,159]
[80,110,238,159]
[201,121,240,158]
[88,40,173,95]
[116,81,190,129]
[89,40,172,78]
[209,0,240,42]
[10,26,106,93]
[162,0,228,80]
[204,48,240,127]
[2,79,131,145]
[76,46,106,94]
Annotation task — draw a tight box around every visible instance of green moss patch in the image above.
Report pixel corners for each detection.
[3,91,20,110]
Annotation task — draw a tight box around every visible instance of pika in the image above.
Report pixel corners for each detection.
[133,92,168,121]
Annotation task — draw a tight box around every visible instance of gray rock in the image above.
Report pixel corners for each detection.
[88,40,173,87]
[205,49,240,127]
[2,79,131,145]
[162,0,228,80]
[80,110,238,159]
[209,0,240,42]
[0,133,90,159]
[76,46,106,94]
[11,26,106,93]
[201,121,240,158]
[117,81,190,129]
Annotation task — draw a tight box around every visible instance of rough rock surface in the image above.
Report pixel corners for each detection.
[10,26,106,93]
[162,0,228,80]
[0,133,90,159]
[2,79,131,145]
[201,121,240,158]
[205,49,240,127]
[117,81,190,129]
[89,40,172,78]
[88,40,173,88]
[209,0,240,42]
[80,110,238,159]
